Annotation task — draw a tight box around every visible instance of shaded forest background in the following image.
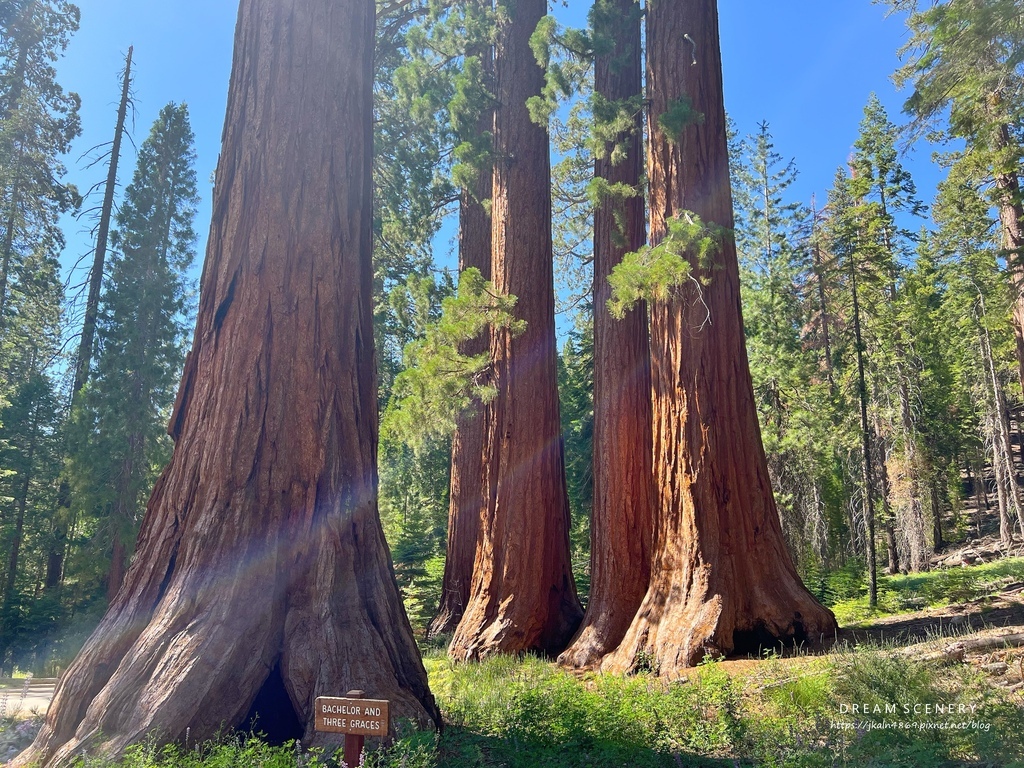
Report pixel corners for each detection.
[0,0,1023,674]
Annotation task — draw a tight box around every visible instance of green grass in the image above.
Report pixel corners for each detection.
[6,646,1020,768]
[830,557,1024,625]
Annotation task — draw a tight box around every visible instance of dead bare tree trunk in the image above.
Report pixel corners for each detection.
[448,0,583,660]
[41,48,135,596]
[875,428,900,576]
[600,0,836,677]
[72,46,133,397]
[895,386,930,571]
[558,0,653,670]
[978,291,1023,543]
[14,2,438,765]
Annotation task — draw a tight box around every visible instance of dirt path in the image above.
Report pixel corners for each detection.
[0,679,57,719]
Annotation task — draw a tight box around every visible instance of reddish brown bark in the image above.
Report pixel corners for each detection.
[429,159,492,638]
[558,0,653,670]
[601,0,837,677]
[448,0,582,660]
[991,121,1024,397]
[14,1,438,765]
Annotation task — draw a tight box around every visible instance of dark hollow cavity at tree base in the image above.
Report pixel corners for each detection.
[731,618,810,658]
[240,662,304,746]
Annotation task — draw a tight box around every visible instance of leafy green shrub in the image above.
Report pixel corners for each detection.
[823,562,868,605]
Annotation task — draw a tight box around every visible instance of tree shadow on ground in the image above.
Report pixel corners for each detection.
[436,726,738,768]
[840,594,1024,648]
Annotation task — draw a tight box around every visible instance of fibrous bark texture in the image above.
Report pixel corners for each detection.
[429,164,492,638]
[601,0,837,677]
[558,0,653,670]
[448,0,583,660]
[15,1,439,765]
[992,121,1024,397]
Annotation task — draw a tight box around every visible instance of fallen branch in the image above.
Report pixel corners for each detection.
[901,629,1024,665]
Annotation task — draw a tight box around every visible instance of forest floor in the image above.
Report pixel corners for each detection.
[2,554,1024,766]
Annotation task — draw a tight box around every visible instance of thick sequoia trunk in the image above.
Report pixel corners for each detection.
[558,0,653,670]
[991,121,1024,396]
[15,1,438,765]
[428,158,492,639]
[448,0,583,660]
[601,0,836,677]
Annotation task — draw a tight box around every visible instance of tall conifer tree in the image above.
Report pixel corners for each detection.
[68,103,198,603]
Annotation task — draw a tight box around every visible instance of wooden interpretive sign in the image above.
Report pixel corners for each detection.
[314,690,390,767]
[315,693,389,736]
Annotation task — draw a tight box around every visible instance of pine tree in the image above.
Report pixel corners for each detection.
[0,369,62,673]
[931,157,1022,543]
[556,310,594,601]
[848,95,931,572]
[732,122,838,568]
[67,103,198,603]
[886,0,1024,392]
[0,0,79,380]
[825,167,881,605]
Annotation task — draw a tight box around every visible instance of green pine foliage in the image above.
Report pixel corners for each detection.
[382,267,522,450]
[0,371,63,673]
[888,0,1024,144]
[657,97,704,145]
[732,121,844,571]
[0,0,80,395]
[0,0,79,674]
[379,436,450,634]
[607,212,728,318]
[556,311,594,603]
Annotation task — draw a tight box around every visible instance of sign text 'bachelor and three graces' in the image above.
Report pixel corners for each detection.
[314,696,390,737]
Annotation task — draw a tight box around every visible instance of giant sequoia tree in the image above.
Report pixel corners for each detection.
[602,0,836,676]
[449,0,583,659]
[558,0,653,670]
[14,0,438,765]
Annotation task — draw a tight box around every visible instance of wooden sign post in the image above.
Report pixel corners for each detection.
[314,690,390,767]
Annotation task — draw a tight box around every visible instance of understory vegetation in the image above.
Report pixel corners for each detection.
[3,645,1020,768]
[5,553,1024,766]
[827,557,1024,625]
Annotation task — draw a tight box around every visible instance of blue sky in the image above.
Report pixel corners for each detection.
[53,1,940,298]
